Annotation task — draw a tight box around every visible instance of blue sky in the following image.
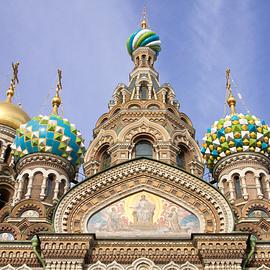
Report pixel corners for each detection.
[1,0,270,148]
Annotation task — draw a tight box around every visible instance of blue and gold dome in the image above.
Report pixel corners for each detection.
[201,69,270,171]
[126,17,161,56]
[11,70,85,170]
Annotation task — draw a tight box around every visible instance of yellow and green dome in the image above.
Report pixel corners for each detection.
[201,113,270,171]
[11,114,85,170]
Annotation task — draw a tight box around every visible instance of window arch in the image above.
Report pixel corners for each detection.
[0,188,11,209]
[135,140,153,158]
[233,174,242,199]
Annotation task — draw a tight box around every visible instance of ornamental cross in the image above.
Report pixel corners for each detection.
[12,62,20,85]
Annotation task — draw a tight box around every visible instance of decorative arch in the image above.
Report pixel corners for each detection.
[17,265,32,270]
[0,223,21,240]
[118,117,171,143]
[241,199,270,218]
[0,265,15,270]
[172,130,203,164]
[21,222,52,240]
[54,159,234,234]
[256,265,270,270]
[84,129,117,162]
[10,199,46,218]
[126,258,160,270]
[88,261,106,270]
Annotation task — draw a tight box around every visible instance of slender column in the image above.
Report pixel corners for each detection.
[135,86,140,99]
[265,177,270,199]
[240,175,248,200]
[53,180,60,202]
[148,85,152,99]
[16,178,24,201]
[228,179,235,203]
[122,92,126,103]
[255,176,263,199]
[40,174,48,200]
[25,175,34,199]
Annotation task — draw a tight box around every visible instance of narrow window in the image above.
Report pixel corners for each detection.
[176,151,185,169]
[45,174,54,197]
[100,151,111,171]
[3,145,11,164]
[234,175,242,199]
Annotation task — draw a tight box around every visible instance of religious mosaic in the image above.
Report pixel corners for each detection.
[87,191,201,237]
[0,232,14,241]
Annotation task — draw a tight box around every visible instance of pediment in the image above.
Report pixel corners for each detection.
[54,158,234,235]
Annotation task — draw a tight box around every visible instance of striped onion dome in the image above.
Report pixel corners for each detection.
[126,27,161,56]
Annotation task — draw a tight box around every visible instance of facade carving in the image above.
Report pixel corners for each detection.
[0,18,269,270]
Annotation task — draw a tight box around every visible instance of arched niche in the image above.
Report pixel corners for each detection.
[85,189,203,238]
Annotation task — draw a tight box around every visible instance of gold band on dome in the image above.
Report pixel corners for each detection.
[52,69,62,115]
[226,68,236,115]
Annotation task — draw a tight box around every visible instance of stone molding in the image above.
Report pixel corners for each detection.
[16,153,75,179]
[213,152,270,180]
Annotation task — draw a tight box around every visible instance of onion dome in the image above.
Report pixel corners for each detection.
[201,69,270,171]
[201,113,270,171]
[126,17,161,56]
[11,69,85,170]
[0,62,30,130]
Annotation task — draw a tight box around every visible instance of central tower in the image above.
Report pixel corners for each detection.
[84,18,203,178]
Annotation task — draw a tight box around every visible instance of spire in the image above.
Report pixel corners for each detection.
[6,62,20,103]
[52,69,62,115]
[141,6,148,29]
[226,68,236,115]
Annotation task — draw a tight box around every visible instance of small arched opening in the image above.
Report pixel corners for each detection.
[233,174,242,199]
[21,174,30,199]
[0,188,11,209]
[58,179,66,199]
[45,173,56,199]
[176,145,189,170]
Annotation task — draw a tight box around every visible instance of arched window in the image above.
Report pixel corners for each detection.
[21,174,29,199]
[135,140,153,158]
[100,151,111,171]
[45,174,54,197]
[3,145,12,164]
[234,175,242,199]
[140,85,148,100]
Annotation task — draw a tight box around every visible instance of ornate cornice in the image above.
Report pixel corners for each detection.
[16,153,76,178]
[213,152,270,180]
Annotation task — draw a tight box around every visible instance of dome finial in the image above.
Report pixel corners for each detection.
[52,69,62,115]
[226,68,236,115]
[141,5,148,29]
[6,62,20,103]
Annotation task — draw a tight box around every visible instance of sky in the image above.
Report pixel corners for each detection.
[1,0,270,151]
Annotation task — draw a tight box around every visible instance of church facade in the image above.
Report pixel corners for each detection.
[0,18,270,270]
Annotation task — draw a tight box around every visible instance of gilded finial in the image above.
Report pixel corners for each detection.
[52,69,62,115]
[226,68,236,115]
[6,62,20,103]
[141,6,148,29]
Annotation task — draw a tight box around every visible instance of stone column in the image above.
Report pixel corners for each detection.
[16,178,24,201]
[53,180,60,202]
[148,85,152,99]
[25,175,34,199]
[240,175,248,200]
[218,180,225,195]
[135,86,140,99]
[228,179,235,203]
[40,174,48,200]
[255,175,263,199]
